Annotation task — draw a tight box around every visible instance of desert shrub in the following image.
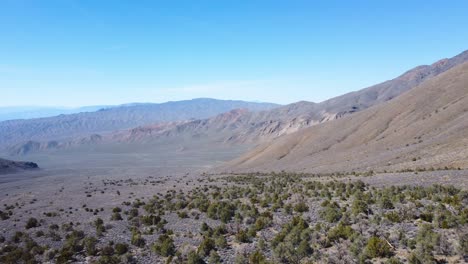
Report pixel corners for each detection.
[385,211,401,223]
[351,198,369,216]
[236,229,250,243]
[93,218,106,236]
[320,202,342,223]
[187,250,205,264]
[434,207,457,229]
[141,214,162,226]
[379,196,394,209]
[208,250,221,264]
[111,212,123,221]
[294,201,309,213]
[271,217,312,263]
[177,211,188,218]
[25,217,39,229]
[96,256,120,264]
[0,210,10,220]
[101,245,115,256]
[84,236,98,256]
[214,235,227,249]
[64,230,85,253]
[458,232,468,256]
[254,216,271,231]
[131,230,145,247]
[56,247,75,264]
[198,237,215,256]
[327,223,355,242]
[201,222,211,232]
[406,225,439,263]
[128,208,139,218]
[249,250,269,264]
[152,234,175,257]
[419,212,433,222]
[115,243,128,255]
[385,257,403,264]
[48,231,62,241]
[365,236,393,258]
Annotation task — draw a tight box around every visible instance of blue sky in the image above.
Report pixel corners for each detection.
[1,0,468,107]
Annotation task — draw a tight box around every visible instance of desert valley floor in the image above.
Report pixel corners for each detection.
[1,149,467,263]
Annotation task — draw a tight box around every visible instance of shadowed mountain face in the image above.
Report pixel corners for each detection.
[0,98,279,148]
[0,158,39,175]
[224,61,468,173]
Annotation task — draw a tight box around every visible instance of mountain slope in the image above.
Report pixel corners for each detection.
[224,61,468,173]
[0,158,39,175]
[123,50,468,145]
[0,99,279,148]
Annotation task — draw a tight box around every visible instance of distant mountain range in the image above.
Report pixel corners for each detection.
[0,105,112,121]
[0,98,279,148]
[2,50,468,174]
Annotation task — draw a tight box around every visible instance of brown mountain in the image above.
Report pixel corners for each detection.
[0,158,39,175]
[117,50,468,145]
[224,61,468,173]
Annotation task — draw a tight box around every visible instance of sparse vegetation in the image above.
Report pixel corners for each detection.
[1,171,467,263]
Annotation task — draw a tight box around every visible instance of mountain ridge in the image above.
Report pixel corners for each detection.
[223,61,468,173]
[3,50,468,161]
[0,99,280,148]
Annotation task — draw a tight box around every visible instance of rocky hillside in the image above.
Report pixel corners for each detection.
[224,61,468,173]
[114,50,468,144]
[0,158,39,174]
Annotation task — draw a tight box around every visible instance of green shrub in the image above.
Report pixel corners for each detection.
[115,243,128,255]
[320,206,342,223]
[385,211,401,223]
[198,237,215,256]
[111,212,123,221]
[328,223,355,242]
[208,250,221,264]
[351,199,369,216]
[84,236,98,256]
[152,234,175,257]
[236,229,250,243]
[25,217,39,229]
[365,236,393,258]
[294,201,309,213]
[131,231,145,247]
[249,250,269,264]
[187,250,205,264]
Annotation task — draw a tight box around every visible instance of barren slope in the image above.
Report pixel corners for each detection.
[109,50,468,145]
[224,61,468,173]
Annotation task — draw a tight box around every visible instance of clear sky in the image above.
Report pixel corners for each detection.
[1,0,468,107]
